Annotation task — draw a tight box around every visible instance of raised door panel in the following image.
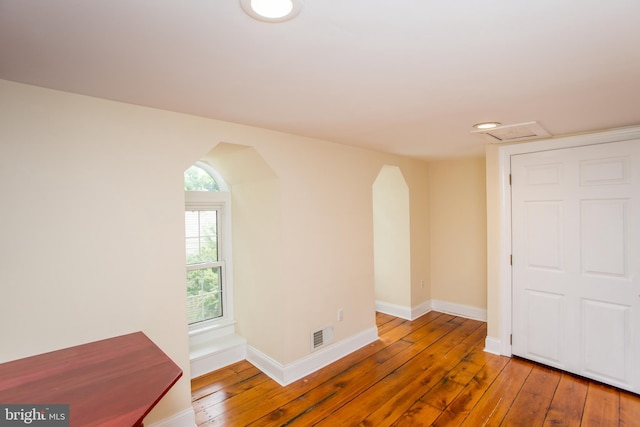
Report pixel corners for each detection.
[524,290,564,366]
[582,299,631,387]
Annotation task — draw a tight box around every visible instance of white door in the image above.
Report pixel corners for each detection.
[511,139,640,393]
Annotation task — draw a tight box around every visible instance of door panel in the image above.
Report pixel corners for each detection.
[582,299,630,384]
[524,290,564,365]
[525,201,563,270]
[511,139,640,393]
[581,199,628,277]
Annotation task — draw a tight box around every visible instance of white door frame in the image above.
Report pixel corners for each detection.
[496,125,640,356]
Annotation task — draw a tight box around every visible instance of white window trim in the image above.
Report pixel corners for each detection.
[185,190,234,334]
[195,160,229,192]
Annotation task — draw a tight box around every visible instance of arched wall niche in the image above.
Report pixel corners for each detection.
[372,165,412,312]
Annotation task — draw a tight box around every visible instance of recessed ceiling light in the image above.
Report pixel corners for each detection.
[240,0,303,23]
[473,122,501,130]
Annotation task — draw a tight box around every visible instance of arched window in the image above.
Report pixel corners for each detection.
[184,165,219,191]
[184,161,228,192]
[184,162,232,328]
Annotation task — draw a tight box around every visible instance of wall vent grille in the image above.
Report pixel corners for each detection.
[311,326,334,351]
[471,121,551,143]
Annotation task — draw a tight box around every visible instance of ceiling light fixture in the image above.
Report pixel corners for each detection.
[473,122,501,130]
[240,0,303,23]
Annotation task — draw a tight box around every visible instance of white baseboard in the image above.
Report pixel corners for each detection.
[484,336,502,355]
[411,300,432,319]
[374,299,432,321]
[146,408,196,427]
[375,301,412,320]
[246,326,378,386]
[430,299,487,322]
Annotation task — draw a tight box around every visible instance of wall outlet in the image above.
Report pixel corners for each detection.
[420,280,424,288]
[338,309,344,322]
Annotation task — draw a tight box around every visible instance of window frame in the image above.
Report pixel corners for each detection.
[185,184,234,334]
[185,207,224,324]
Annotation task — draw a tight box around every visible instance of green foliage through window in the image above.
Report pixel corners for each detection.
[187,267,222,324]
[185,211,218,264]
[185,163,224,325]
[185,210,222,324]
[184,165,220,191]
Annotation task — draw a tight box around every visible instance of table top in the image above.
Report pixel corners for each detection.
[0,332,182,427]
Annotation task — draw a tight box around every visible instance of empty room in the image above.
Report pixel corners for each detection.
[1,1,639,426]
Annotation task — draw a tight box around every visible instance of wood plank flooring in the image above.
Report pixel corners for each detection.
[191,311,640,426]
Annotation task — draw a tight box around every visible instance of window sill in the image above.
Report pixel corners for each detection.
[190,334,246,362]
[189,319,240,359]
[188,322,246,378]
[189,320,236,340]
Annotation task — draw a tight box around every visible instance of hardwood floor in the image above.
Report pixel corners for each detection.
[191,311,640,426]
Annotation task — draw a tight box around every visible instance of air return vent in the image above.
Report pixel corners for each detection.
[311,325,334,351]
[470,121,551,143]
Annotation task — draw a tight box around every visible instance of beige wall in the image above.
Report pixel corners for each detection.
[373,165,411,307]
[405,159,431,307]
[0,79,436,421]
[0,80,205,423]
[0,79,490,423]
[429,158,487,310]
[485,145,501,338]
[372,161,431,312]
[203,143,286,362]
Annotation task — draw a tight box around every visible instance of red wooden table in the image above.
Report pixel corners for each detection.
[0,332,182,426]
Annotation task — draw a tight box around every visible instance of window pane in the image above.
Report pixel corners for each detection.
[185,211,199,238]
[184,165,219,191]
[186,267,222,324]
[199,211,218,262]
[185,210,218,264]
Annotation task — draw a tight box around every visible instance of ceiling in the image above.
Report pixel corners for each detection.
[1,0,639,159]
